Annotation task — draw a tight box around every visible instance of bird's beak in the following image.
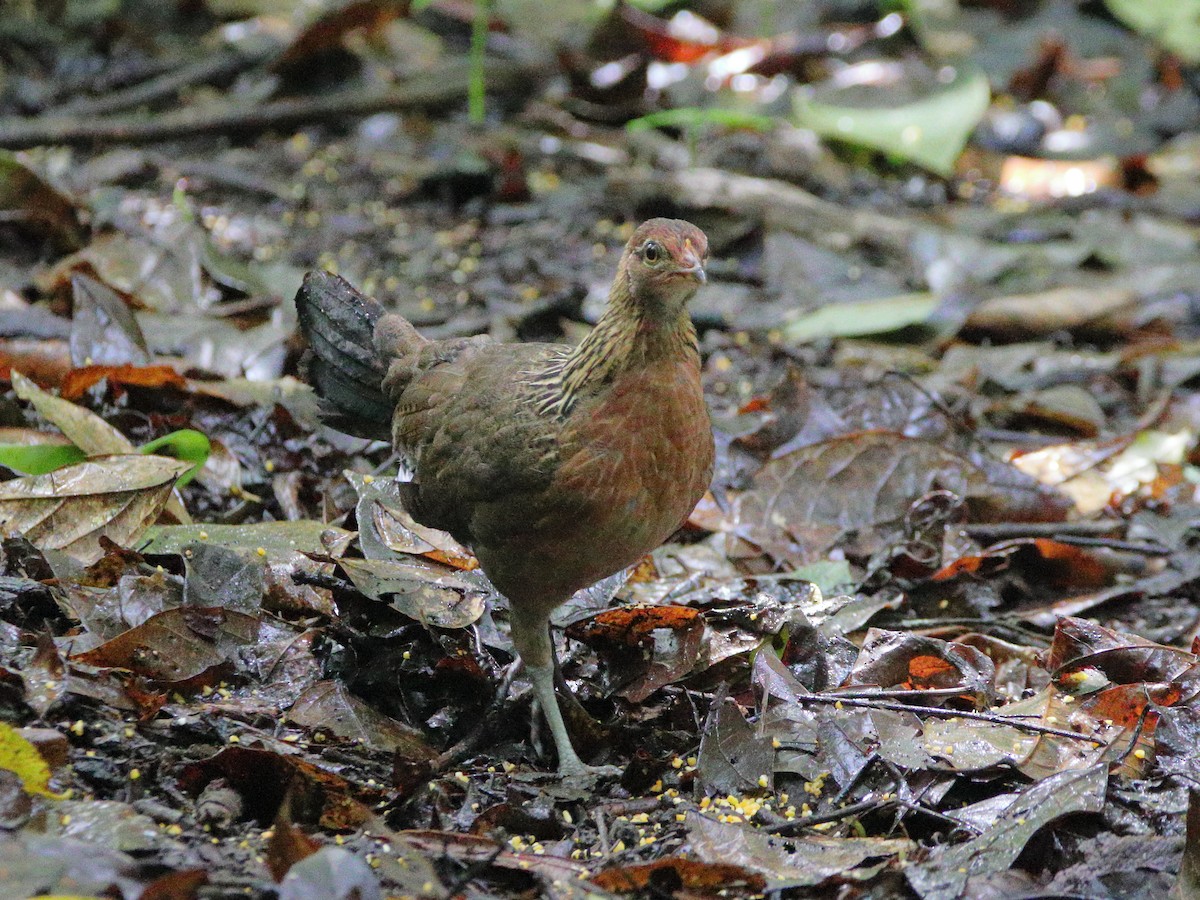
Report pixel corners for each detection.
[678,251,706,285]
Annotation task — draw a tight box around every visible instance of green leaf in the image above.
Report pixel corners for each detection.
[782,292,938,343]
[1105,0,1200,64]
[794,64,990,176]
[791,559,854,596]
[138,430,210,487]
[0,443,87,475]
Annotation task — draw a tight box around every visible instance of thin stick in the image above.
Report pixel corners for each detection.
[793,694,1106,744]
[0,57,536,150]
[49,38,277,117]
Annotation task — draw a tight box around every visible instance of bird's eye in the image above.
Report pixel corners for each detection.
[643,241,662,264]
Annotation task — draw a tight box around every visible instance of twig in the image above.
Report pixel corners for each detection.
[434,660,520,773]
[794,694,1107,744]
[760,796,883,835]
[886,616,1052,645]
[0,57,537,150]
[1047,535,1172,555]
[49,36,279,117]
[964,521,1123,542]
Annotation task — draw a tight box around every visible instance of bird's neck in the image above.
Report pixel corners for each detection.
[558,266,698,411]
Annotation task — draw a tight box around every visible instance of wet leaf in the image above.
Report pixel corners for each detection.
[10,370,192,523]
[12,369,133,456]
[688,811,914,889]
[726,431,1066,566]
[178,746,375,831]
[843,629,997,702]
[567,604,705,700]
[182,541,264,613]
[71,606,259,685]
[590,857,765,893]
[43,231,203,314]
[906,765,1107,899]
[782,292,938,343]
[140,521,353,564]
[337,557,488,629]
[69,273,151,368]
[0,455,190,564]
[50,799,169,853]
[697,698,774,795]
[288,680,435,760]
[22,632,65,717]
[345,471,475,568]
[0,833,139,898]
[794,63,990,175]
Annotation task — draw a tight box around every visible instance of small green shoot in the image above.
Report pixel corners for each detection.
[139,429,211,487]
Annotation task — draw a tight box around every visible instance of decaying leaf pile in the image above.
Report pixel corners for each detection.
[3,0,1200,897]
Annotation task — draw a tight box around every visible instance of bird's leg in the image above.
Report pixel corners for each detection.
[510,604,615,778]
[528,660,589,776]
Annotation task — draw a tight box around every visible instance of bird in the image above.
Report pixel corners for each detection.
[295,218,714,776]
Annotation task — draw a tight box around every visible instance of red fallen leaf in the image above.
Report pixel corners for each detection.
[843,629,996,701]
[566,605,701,647]
[0,341,74,388]
[267,812,321,882]
[567,605,707,702]
[78,537,147,588]
[60,363,187,400]
[932,538,1115,590]
[618,5,743,63]
[70,606,258,687]
[1080,683,1160,729]
[591,857,766,893]
[274,0,406,72]
[138,868,208,900]
[121,678,168,721]
[625,555,661,584]
[908,654,958,686]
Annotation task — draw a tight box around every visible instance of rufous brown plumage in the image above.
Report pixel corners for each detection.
[296,218,714,775]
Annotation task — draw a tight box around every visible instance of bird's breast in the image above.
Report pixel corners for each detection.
[471,354,713,610]
[550,358,713,559]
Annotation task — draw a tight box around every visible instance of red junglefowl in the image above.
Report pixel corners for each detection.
[296,218,714,776]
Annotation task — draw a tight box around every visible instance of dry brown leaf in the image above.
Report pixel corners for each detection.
[0,454,190,564]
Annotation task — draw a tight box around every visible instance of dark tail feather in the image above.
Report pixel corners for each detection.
[295,271,393,441]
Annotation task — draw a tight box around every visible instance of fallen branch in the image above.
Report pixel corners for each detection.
[47,36,280,118]
[0,57,537,150]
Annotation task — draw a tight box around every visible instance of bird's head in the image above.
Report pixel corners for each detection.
[620,218,708,317]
